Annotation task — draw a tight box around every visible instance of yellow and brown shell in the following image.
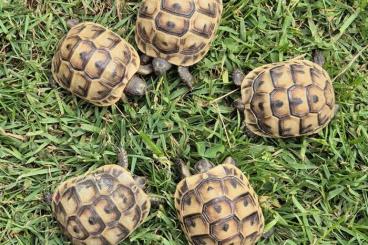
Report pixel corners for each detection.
[135,0,223,67]
[175,164,264,245]
[52,22,140,106]
[241,60,336,138]
[52,165,150,245]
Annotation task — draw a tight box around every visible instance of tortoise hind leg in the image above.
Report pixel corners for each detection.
[178,66,194,90]
[124,75,147,97]
[134,176,148,189]
[312,49,325,66]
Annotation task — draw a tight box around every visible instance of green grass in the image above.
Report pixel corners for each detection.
[0,0,367,244]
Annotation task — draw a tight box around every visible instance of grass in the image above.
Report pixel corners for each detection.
[0,0,367,244]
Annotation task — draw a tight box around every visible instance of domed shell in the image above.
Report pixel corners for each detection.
[52,22,140,106]
[135,0,223,67]
[52,165,151,245]
[241,60,336,138]
[175,164,264,245]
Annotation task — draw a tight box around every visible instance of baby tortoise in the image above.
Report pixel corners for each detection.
[51,149,150,245]
[233,53,336,138]
[52,21,150,106]
[175,158,264,245]
[135,0,223,89]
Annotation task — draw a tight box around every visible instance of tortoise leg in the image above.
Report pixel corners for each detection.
[66,19,80,28]
[234,98,245,111]
[222,156,236,166]
[42,192,52,205]
[152,58,172,75]
[312,49,325,66]
[134,176,148,189]
[138,54,153,75]
[194,159,215,173]
[117,148,129,169]
[178,66,194,90]
[176,159,191,178]
[124,75,147,97]
[232,69,245,87]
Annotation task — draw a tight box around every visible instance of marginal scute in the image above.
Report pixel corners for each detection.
[240,59,336,138]
[175,164,264,245]
[135,0,223,67]
[52,165,150,245]
[51,22,140,106]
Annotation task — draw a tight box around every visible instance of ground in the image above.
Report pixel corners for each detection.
[0,0,367,244]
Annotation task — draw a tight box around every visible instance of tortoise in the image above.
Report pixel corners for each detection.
[51,149,151,245]
[175,157,264,245]
[135,0,223,88]
[233,53,336,138]
[52,21,150,106]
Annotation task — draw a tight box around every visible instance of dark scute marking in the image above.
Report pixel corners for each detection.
[310,67,324,84]
[181,42,206,55]
[318,113,328,126]
[184,195,192,206]
[290,64,305,83]
[279,119,293,137]
[300,121,313,134]
[161,0,195,18]
[222,223,229,232]
[244,212,260,226]
[258,102,264,111]
[257,120,272,135]
[166,21,176,29]
[141,201,148,211]
[73,226,80,233]
[269,66,285,87]
[185,218,196,228]
[214,205,222,213]
[155,13,189,37]
[191,23,215,39]
[312,95,319,103]
[207,186,214,192]
[272,100,284,108]
[289,97,303,106]
[90,82,111,101]
[75,78,92,98]
[180,181,189,193]
[223,166,233,175]
[197,3,217,17]
[111,168,123,178]
[89,26,105,39]
[131,206,142,228]
[230,178,238,188]
[88,216,97,225]
[152,35,180,55]
[246,232,259,241]
[137,24,151,43]
[79,51,92,65]
[176,197,181,205]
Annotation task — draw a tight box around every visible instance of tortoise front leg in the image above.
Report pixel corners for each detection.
[312,49,325,66]
[117,148,129,169]
[138,54,153,75]
[124,75,147,97]
[178,66,194,90]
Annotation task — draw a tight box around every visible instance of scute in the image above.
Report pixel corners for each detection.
[240,59,336,138]
[52,165,151,245]
[175,164,264,245]
[52,22,140,106]
[135,0,223,66]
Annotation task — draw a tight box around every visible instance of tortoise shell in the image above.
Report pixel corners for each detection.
[135,0,223,67]
[175,164,264,245]
[52,22,140,106]
[52,165,150,245]
[241,60,336,138]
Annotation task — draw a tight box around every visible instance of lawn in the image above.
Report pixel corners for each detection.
[0,0,367,244]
